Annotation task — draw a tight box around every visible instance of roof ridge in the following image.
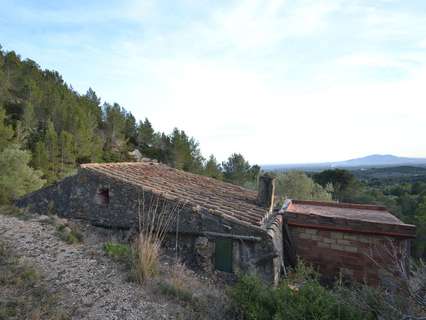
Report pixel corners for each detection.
[80,161,258,195]
[291,199,387,211]
[80,160,158,168]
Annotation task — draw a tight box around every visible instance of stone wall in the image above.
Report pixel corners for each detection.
[16,169,281,283]
[266,214,284,284]
[163,232,278,282]
[289,226,410,285]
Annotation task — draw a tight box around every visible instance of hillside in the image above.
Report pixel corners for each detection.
[0,48,206,183]
[0,46,259,204]
[0,209,229,319]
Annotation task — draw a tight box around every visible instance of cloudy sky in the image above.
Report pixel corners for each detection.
[1,0,425,164]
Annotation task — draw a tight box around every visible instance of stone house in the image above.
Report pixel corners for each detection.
[17,161,284,283]
[16,161,416,285]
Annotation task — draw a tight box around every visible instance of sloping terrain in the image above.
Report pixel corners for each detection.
[0,213,184,320]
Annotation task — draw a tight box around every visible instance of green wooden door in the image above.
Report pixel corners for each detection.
[215,239,233,272]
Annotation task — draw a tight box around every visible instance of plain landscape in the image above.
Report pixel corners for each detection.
[1,1,426,319]
[0,46,425,320]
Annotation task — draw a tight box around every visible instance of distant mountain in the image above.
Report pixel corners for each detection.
[262,155,426,171]
[334,154,426,167]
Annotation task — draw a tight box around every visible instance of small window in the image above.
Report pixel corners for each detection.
[95,188,110,205]
[215,239,233,272]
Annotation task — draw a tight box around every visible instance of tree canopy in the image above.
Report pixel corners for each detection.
[313,169,360,201]
[222,153,260,188]
[0,46,262,202]
[275,171,332,202]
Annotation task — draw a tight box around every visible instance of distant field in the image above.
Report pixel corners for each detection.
[264,165,426,184]
[351,166,426,183]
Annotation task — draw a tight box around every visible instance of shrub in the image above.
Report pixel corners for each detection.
[0,144,45,204]
[103,242,131,264]
[274,280,367,320]
[230,264,370,320]
[275,171,332,202]
[56,224,83,244]
[229,275,277,320]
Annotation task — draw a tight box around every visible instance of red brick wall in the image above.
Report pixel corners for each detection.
[289,226,409,285]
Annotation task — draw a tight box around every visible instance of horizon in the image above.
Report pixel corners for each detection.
[1,0,425,164]
[261,153,426,166]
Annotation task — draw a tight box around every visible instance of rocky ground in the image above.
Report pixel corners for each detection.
[0,212,192,320]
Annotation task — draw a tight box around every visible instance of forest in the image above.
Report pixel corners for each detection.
[0,46,424,259]
[0,46,259,204]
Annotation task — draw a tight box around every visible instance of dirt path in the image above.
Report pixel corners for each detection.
[0,214,181,320]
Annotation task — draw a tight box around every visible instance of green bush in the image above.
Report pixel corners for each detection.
[230,270,370,320]
[103,242,132,264]
[274,280,367,320]
[229,275,277,320]
[0,144,45,204]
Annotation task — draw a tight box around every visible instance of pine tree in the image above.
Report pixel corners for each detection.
[204,155,223,180]
[222,153,252,186]
[170,128,204,173]
[137,118,154,148]
[124,112,137,146]
[45,121,59,182]
[0,106,14,151]
[32,141,49,175]
[59,130,76,177]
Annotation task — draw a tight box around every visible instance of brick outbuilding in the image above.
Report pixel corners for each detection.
[281,200,416,285]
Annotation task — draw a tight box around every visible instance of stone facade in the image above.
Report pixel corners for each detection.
[17,167,283,283]
[16,162,415,286]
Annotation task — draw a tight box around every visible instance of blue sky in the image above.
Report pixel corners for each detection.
[1,0,426,164]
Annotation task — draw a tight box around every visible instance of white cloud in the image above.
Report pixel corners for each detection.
[3,0,426,164]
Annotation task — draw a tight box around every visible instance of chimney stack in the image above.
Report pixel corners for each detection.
[257,174,275,212]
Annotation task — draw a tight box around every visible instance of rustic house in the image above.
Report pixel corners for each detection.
[16,161,416,285]
[17,161,284,283]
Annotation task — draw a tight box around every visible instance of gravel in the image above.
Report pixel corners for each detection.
[0,214,183,320]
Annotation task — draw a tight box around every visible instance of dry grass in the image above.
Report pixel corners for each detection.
[0,205,32,220]
[155,260,236,320]
[132,233,161,283]
[0,241,70,320]
[169,261,187,291]
[131,192,184,284]
[128,192,234,318]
